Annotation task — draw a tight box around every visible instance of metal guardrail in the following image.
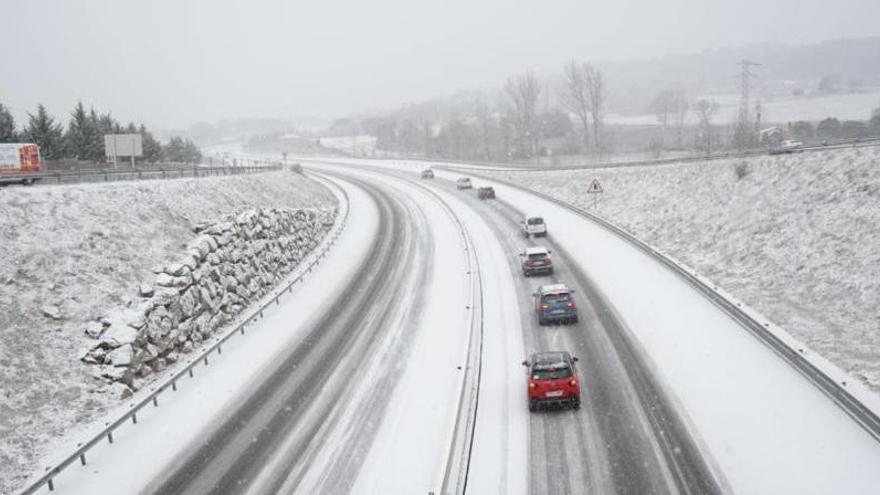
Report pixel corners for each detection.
[18,173,350,495]
[457,167,880,443]
[0,164,283,186]
[310,163,484,495]
[410,179,483,495]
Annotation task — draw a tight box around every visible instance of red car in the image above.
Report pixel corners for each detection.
[522,351,581,411]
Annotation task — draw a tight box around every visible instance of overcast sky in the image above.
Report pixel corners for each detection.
[2,0,878,129]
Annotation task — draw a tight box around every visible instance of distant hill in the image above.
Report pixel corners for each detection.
[602,36,880,114]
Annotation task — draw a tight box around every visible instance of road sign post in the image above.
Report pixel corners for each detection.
[586,177,603,210]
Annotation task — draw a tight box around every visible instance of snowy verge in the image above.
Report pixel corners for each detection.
[0,171,335,494]
[432,166,880,495]
[23,174,362,494]
[472,147,880,395]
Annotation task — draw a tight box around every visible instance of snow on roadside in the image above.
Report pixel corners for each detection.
[0,171,335,494]
[479,146,880,394]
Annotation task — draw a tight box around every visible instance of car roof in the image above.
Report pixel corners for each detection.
[530,351,571,367]
[539,283,570,294]
[457,177,470,181]
[524,246,549,255]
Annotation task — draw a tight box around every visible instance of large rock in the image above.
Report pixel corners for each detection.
[122,308,146,330]
[138,283,155,298]
[84,321,105,339]
[100,323,139,348]
[105,344,133,367]
[151,288,178,307]
[41,305,62,320]
[165,263,190,277]
[179,288,199,318]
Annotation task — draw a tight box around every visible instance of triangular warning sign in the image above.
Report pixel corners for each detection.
[587,178,603,194]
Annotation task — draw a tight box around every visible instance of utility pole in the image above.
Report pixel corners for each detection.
[736,59,761,148]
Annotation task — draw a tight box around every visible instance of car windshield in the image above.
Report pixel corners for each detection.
[532,363,573,380]
[528,253,547,260]
[527,217,544,225]
[542,293,571,303]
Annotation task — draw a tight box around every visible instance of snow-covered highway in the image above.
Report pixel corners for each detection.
[26,157,880,495]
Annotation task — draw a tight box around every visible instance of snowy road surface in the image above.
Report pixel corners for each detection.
[31,157,880,495]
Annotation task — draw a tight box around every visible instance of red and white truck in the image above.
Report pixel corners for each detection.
[0,143,42,185]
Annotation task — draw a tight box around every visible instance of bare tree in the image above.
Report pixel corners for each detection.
[650,90,675,129]
[694,99,720,156]
[473,93,495,160]
[563,60,590,153]
[671,89,689,148]
[504,70,541,158]
[585,64,605,157]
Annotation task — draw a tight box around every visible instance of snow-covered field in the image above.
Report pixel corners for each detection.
[0,171,334,494]
[319,135,378,157]
[607,90,880,125]
[481,146,880,394]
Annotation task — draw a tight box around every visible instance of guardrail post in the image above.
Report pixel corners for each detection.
[132,413,137,424]
[172,380,177,391]
[107,431,114,443]
[152,396,158,407]
[48,478,54,491]
[80,453,86,466]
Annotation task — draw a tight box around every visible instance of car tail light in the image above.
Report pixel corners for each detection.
[540,304,549,310]
[566,302,575,308]
[529,382,536,388]
[570,379,577,387]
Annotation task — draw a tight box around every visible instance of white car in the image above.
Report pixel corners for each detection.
[521,215,547,238]
[770,139,804,154]
[456,177,473,190]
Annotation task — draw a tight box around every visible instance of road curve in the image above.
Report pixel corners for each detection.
[363,165,726,494]
[146,174,429,494]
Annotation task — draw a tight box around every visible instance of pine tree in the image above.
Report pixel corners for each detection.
[24,104,64,159]
[65,101,100,160]
[0,102,16,142]
[164,136,202,163]
[139,124,163,162]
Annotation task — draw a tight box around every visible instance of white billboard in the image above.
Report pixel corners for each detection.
[104,134,143,158]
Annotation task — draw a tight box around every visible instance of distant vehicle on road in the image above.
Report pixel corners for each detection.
[477,186,495,199]
[0,143,42,185]
[769,139,804,154]
[521,246,553,277]
[421,169,434,179]
[523,351,581,411]
[521,215,547,238]
[534,283,578,325]
[456,177,472,190]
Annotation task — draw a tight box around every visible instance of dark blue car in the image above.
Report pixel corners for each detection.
[534,284,578,325]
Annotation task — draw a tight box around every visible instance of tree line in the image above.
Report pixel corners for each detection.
[0,101,201,164]
[331,61,880,162]
[328,59,611,162]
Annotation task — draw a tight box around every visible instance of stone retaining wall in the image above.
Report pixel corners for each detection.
[82,206,336,390]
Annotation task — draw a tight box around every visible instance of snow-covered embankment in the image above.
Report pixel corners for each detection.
[480,146,880,393]
[0,170,336,493]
